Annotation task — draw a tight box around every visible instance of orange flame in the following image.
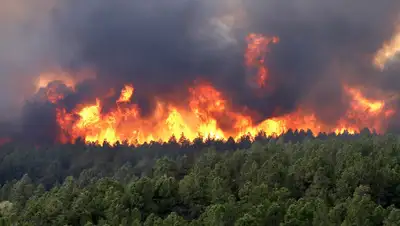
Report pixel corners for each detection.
[37,33,395,146]
[332,85,392,134]
[54,81,394,146]
[344,86,384,113]
[245,33,279,87]
[117,84,134,103]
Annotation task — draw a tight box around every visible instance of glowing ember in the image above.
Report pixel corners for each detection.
[245,33,279,87]
[374,24,400,69]
[43,82,67,104]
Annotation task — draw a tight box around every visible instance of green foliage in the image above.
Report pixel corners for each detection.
[1,133,400,225]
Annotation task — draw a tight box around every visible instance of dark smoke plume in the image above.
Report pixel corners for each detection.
[51,0,400,118]
[2,0,400,141]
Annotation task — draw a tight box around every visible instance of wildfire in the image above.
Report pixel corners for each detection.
[36,33,395,146]
[374,24,400,69]
[245,33,279,88]
[344,86,384,113]
[54,80,393,145]
[117,85,134,103]
[332,85,392,134]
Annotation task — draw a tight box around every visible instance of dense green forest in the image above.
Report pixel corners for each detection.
[1,130,400,225]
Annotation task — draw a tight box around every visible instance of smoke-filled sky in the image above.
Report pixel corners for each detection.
[1,0,400,125]
[0,0,56,119]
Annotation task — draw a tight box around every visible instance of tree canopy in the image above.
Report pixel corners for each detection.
[1,130,400,225]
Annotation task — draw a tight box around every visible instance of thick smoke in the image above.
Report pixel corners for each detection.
[2,0,400,141]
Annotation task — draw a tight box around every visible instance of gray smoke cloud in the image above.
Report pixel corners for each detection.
[49,0,400,123]
[2,0,400,141]
[0,0,59,120]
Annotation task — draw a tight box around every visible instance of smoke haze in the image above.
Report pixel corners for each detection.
[0,0,57,119]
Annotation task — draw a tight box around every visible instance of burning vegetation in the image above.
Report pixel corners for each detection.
[245,33,279,88]
[31,32,397,146]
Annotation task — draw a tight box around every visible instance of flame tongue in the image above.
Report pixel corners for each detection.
[117,85,134,103]
[245,33,279,88]
[55,80,393,145]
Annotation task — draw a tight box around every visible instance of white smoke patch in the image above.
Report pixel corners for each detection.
[196,17,238,50]
[192,0,247,51]
[383,54,400,70]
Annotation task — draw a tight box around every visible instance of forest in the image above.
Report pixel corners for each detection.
[1,130,400,225]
